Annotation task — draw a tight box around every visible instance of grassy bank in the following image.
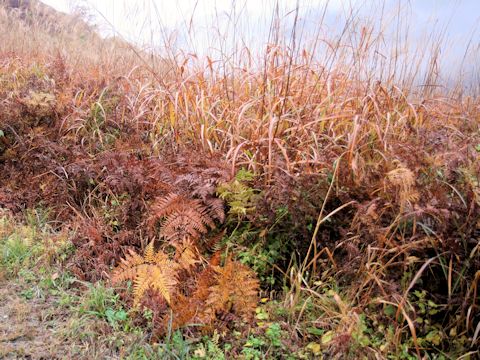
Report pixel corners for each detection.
[0,1,479,358]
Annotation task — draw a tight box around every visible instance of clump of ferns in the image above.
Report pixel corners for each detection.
[113,185,258,333]
[111,241,259,333]
[146,192,225,247]
[111,240,198,307]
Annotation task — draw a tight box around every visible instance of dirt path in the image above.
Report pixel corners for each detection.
[0,280,69,359]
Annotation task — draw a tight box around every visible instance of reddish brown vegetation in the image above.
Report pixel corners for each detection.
[1,43,479,355]
[0,57,231,283]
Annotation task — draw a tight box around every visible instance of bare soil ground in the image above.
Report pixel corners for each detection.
[0,279,68,359]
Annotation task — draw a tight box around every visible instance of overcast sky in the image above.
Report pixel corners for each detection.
[40,0,479,87]
[40,1,480,46]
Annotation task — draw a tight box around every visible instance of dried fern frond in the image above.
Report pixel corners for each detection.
[111,242,178,306]
[205,198,225,223]
[111,249,145,283]
[150,193,185,219]
[208,250,223,266]
[148,193,217,243]
[386,165,419,211]
[173,238,201,271]
[205,257,259,322]
[132,265,151,306]
[164,293,198,333]
[160,207,210,242]
[205,230,226,252]
[144,241,155,263]
[193,266,217,303]
[148,266,177,305]
[190,266,218,326]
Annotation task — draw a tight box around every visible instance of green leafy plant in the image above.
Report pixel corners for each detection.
[192,333,227,360]
[241,335,266,360]
[78,282,127,327]
[217,169,260,218]
[265,323,283,348]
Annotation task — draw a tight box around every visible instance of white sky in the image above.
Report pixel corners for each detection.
[40,1,480,52]
[41,1,480,44]
[40,0,479,86]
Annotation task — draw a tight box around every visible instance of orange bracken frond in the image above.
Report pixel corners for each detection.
[173,238,201,271]
[206,256,259,321]
[111,245,178,306]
